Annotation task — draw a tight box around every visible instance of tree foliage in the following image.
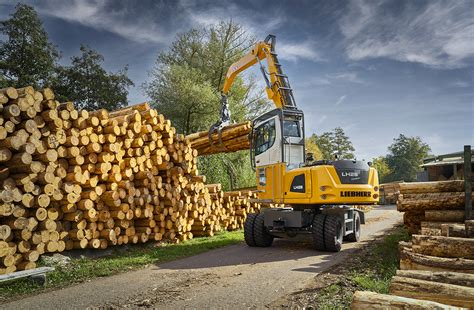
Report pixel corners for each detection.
[53,45,133,111]
[145,21,271,190]
[305,134,323,161]
[0,3,60,88]
[371,156,391,183]
[145,22,269,134]
[384,134,431,182]
[310,127,355,160]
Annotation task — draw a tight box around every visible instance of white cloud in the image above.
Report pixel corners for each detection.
[35,0,178,44]
[340,0,474,69]
[277,40,323,62]
[335,95,347,106]
[179,0,286,37]
[327,72,366,84]
[178,0,322,63]
[27,0,323,63]
[451,80,470,88]
[298,71,366,89]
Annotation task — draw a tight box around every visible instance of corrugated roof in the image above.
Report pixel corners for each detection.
[421,159,468,167]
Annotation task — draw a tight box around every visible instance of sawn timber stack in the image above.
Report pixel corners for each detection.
[0,86,263,275]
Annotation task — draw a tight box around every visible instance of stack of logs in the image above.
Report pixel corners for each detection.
[0,86,262,275]
[191,187,262,237]
[186,122,251,156]
[352,270,474,308]
[397,180,472,234]
[379,181,401,204]
[352,180,474,309]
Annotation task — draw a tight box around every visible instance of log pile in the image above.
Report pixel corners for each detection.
[0,86,71,274]
[353,179,473,308]
[0,86,263,275]
[389,270,474,308]
[351,290,458,309]
[397,180,471,234]
[185,122,251,156]
[396,180,474,275]
[191,188,263,237]
[379,181,401,204]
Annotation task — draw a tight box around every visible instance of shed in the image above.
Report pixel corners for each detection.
[418,151,474,181]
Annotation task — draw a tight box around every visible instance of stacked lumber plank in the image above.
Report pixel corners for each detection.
[0,86,268,275]
[397,180,471,234]
[185,121,251,155]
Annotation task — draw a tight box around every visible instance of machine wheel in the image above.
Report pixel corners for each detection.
[244,213,257,246]
[345,212,361,242]
[311,214,326,251]
[253,214,273,247]
[324,215,344,252]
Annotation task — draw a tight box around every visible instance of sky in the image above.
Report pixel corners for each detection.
[0,0,473,160]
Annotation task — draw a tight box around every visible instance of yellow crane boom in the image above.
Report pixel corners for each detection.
[222,34,296,109]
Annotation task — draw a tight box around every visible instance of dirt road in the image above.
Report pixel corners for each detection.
[3,205,401,309]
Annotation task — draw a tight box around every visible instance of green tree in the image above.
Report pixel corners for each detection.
[0,4,60,88]
[145,21,268,134]
[305,134,323,161]
[145,21,270,190]
[385,134,431,182]
[371,156,391,183]
[310,127,355,160]
[54,45,133,111]
[332,127,355,159]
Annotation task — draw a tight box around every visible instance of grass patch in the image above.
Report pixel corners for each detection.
[0,230,243,301]
[348,227,410,293]
[308,225,410,309]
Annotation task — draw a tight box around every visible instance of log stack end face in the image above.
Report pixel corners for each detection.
[0,87,261,274]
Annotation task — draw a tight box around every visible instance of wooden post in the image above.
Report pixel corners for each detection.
[465,145,472,220]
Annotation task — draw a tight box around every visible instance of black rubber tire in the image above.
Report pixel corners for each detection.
[253,214,273,247]
[311,214,326,251]
[244,213,257,246]
[324,215,344,252]
[345,212,361,242]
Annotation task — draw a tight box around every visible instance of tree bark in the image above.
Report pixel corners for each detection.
[389,276,474,308]
[351,291,456,310]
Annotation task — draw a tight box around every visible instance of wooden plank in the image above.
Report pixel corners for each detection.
[0,266,54,282]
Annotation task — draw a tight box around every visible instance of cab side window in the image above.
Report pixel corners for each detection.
[255,119,276,156]
[283,120,300,137]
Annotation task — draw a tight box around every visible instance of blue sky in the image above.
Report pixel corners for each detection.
[0,0,472,160]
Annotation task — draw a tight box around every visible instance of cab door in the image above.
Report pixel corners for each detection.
[254,116,281,167]
[253,114,284,202]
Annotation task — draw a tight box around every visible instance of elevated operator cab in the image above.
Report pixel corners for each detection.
[251,108,379,206]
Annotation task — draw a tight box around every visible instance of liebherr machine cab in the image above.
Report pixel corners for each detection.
[216,35,379,252]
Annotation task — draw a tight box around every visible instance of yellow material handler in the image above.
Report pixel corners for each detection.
[212,35,379,252]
